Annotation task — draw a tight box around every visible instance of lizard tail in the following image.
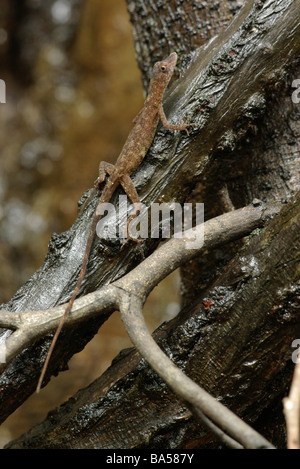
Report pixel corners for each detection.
[37,176,120,392]
[36,215,100,393]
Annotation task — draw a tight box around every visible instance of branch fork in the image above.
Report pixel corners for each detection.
[0,202,278,448]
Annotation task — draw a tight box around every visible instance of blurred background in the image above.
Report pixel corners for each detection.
[0,0,180,446]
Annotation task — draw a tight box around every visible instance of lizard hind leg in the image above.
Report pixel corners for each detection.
[94,161,115,188]
[122,215,145,260]
[120,174,145,259]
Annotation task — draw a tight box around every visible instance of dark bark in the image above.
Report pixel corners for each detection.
[6,194,300,449]
[179,0,300,443]
[127,0,243,89]
[0,0,300,448]
[181,63,300,304]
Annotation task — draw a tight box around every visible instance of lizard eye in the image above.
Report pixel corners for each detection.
[160,64,167,72]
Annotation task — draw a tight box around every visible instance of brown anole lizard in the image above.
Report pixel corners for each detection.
[37,52,196,392]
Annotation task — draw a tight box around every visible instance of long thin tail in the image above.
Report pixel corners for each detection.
[36,214,100,393]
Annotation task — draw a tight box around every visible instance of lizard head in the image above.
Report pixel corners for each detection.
[150,52,178,93]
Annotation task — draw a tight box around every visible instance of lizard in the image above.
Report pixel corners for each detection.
[36,51,197,393]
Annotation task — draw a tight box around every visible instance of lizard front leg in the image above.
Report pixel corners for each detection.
[158,104,197,135]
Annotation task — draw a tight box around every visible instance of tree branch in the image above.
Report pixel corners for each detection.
[0,202,273,375]
[119,293,273,449]
[0,202,278,448]
[4,192,299,449]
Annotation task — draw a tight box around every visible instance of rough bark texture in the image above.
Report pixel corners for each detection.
[0,0,300,449]
[181,64,300,305]
[127,0,244,89]
[6,194,300,449]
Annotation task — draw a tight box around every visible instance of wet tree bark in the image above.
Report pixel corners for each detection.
[1,0,300,449]
[5,194,300,449]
